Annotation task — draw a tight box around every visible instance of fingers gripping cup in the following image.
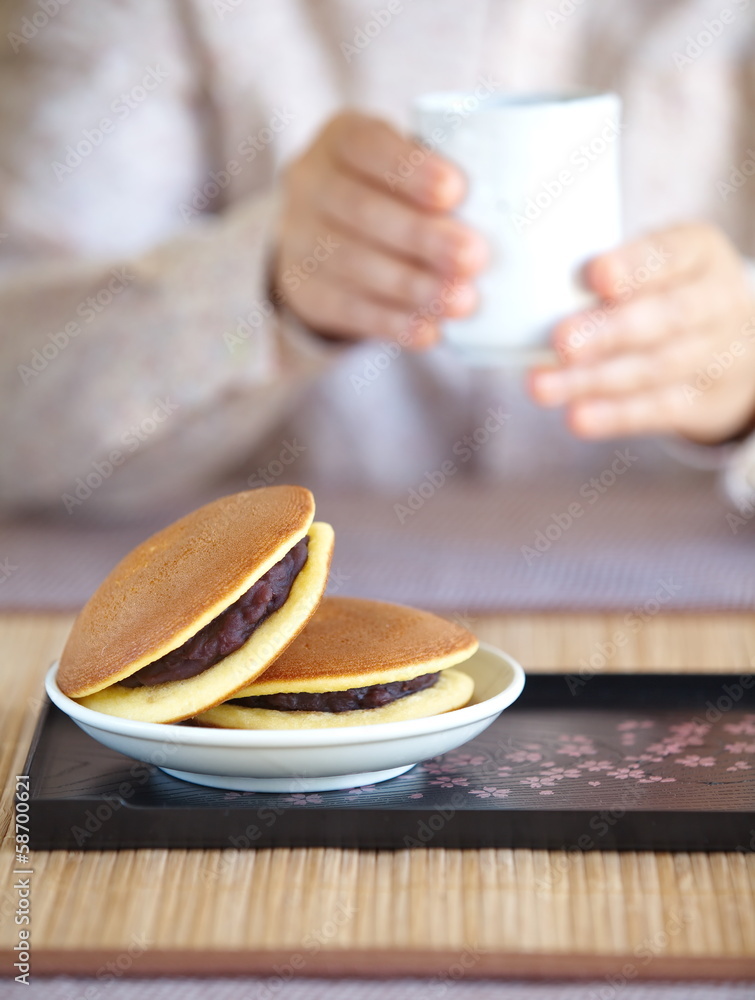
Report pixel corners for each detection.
[413,91,623,366]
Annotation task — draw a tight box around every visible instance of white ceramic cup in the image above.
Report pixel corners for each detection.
[412,90,623,366]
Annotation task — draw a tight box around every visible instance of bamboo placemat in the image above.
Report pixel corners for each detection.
[1,612,754,979]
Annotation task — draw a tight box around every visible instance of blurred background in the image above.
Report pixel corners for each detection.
[1,0,754,614]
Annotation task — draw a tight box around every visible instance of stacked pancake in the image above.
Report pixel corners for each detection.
[58,485,478,728]
[194,596,477,729]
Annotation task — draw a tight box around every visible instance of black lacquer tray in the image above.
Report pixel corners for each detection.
[22,673,755,851]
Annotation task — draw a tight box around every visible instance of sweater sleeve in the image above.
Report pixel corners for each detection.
[0,0,336,520]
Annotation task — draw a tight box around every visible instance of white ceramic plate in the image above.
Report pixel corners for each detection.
[45,643,525,792]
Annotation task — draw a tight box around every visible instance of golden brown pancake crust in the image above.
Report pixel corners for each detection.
[234,596,479,696]
[194,668,475,729]
[72,522,334,723]
[58,486,315,698]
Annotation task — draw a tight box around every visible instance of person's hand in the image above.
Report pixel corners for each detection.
[274,112,488,348]
[529,223,755,443]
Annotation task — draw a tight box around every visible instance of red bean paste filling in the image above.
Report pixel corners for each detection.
[121,536,309,687]
[230,670,440,713]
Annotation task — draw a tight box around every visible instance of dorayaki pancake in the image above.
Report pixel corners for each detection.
[233,596,478,696]
[57,487,334,723]
[192,596,478,730]
[195,668,474,729]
